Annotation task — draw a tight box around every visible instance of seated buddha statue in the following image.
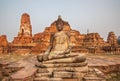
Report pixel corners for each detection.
[37,16,72,61]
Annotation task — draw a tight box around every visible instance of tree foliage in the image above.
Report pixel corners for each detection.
[117,36,120,45]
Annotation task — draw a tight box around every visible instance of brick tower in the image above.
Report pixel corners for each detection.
[12,13,32,44]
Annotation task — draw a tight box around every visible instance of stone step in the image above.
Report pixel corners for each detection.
[10,67,37,81]
[49,78,62,81]
[93,68,105,77]
[37,66,88,73]
[39,60,87,68]
[34,77,49,81]
[37,68,49,73]
[34,77,62,81]
[36,72,52,77]
[53,66,88,72]
[84,74,97,77]
[83,76,106,81]
[53,71,86,78]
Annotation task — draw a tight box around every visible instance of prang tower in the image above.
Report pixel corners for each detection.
[18,13,32,37]
[12,13,32,44]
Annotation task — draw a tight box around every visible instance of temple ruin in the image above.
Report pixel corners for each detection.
[0,35,8,54]
[0,13,120,54]
[12,13,32,44]
[0,13,120,81]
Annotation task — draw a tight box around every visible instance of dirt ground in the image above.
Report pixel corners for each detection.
[0,53,120,81]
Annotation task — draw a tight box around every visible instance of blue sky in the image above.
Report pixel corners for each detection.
[0,0,120,41]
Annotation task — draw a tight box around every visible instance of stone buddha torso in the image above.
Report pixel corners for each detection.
[50,31,70,55]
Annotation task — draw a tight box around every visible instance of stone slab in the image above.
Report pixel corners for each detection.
[49,78,62,81]
[37,68,49,73]
[39,60,87,68]
[10,67,37,81]
[87,54,120,73]
[53,71,82,78]
[83,76,105,81]
[36,72,52,77]
[34,77,49,81]
[39,66,88,72]
[62,79,78,81]
[52,66,88,72]
[34,77,62,81]
[9,56,37,81]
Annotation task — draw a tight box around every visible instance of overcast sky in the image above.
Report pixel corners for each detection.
[0,0,120,42]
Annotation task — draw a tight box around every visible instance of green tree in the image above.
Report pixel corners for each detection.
[117,36,120,45]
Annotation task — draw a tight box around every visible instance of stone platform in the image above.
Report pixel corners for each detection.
[35,53,88,81]
[0,54,37,81]
[0,53,120,81]
[87,54,120,73]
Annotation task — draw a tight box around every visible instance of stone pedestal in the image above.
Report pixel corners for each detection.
[35,53,88,81]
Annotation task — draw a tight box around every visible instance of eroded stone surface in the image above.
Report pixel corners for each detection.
[0,54,37,81]
[87,54,120,73]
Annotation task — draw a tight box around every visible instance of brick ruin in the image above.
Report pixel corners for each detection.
[103,32,120,53]
[0,35,8,54]
[0,13,120,54]
[12,13,32,44]
[10,13,35,54]
[107,31,118,46]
